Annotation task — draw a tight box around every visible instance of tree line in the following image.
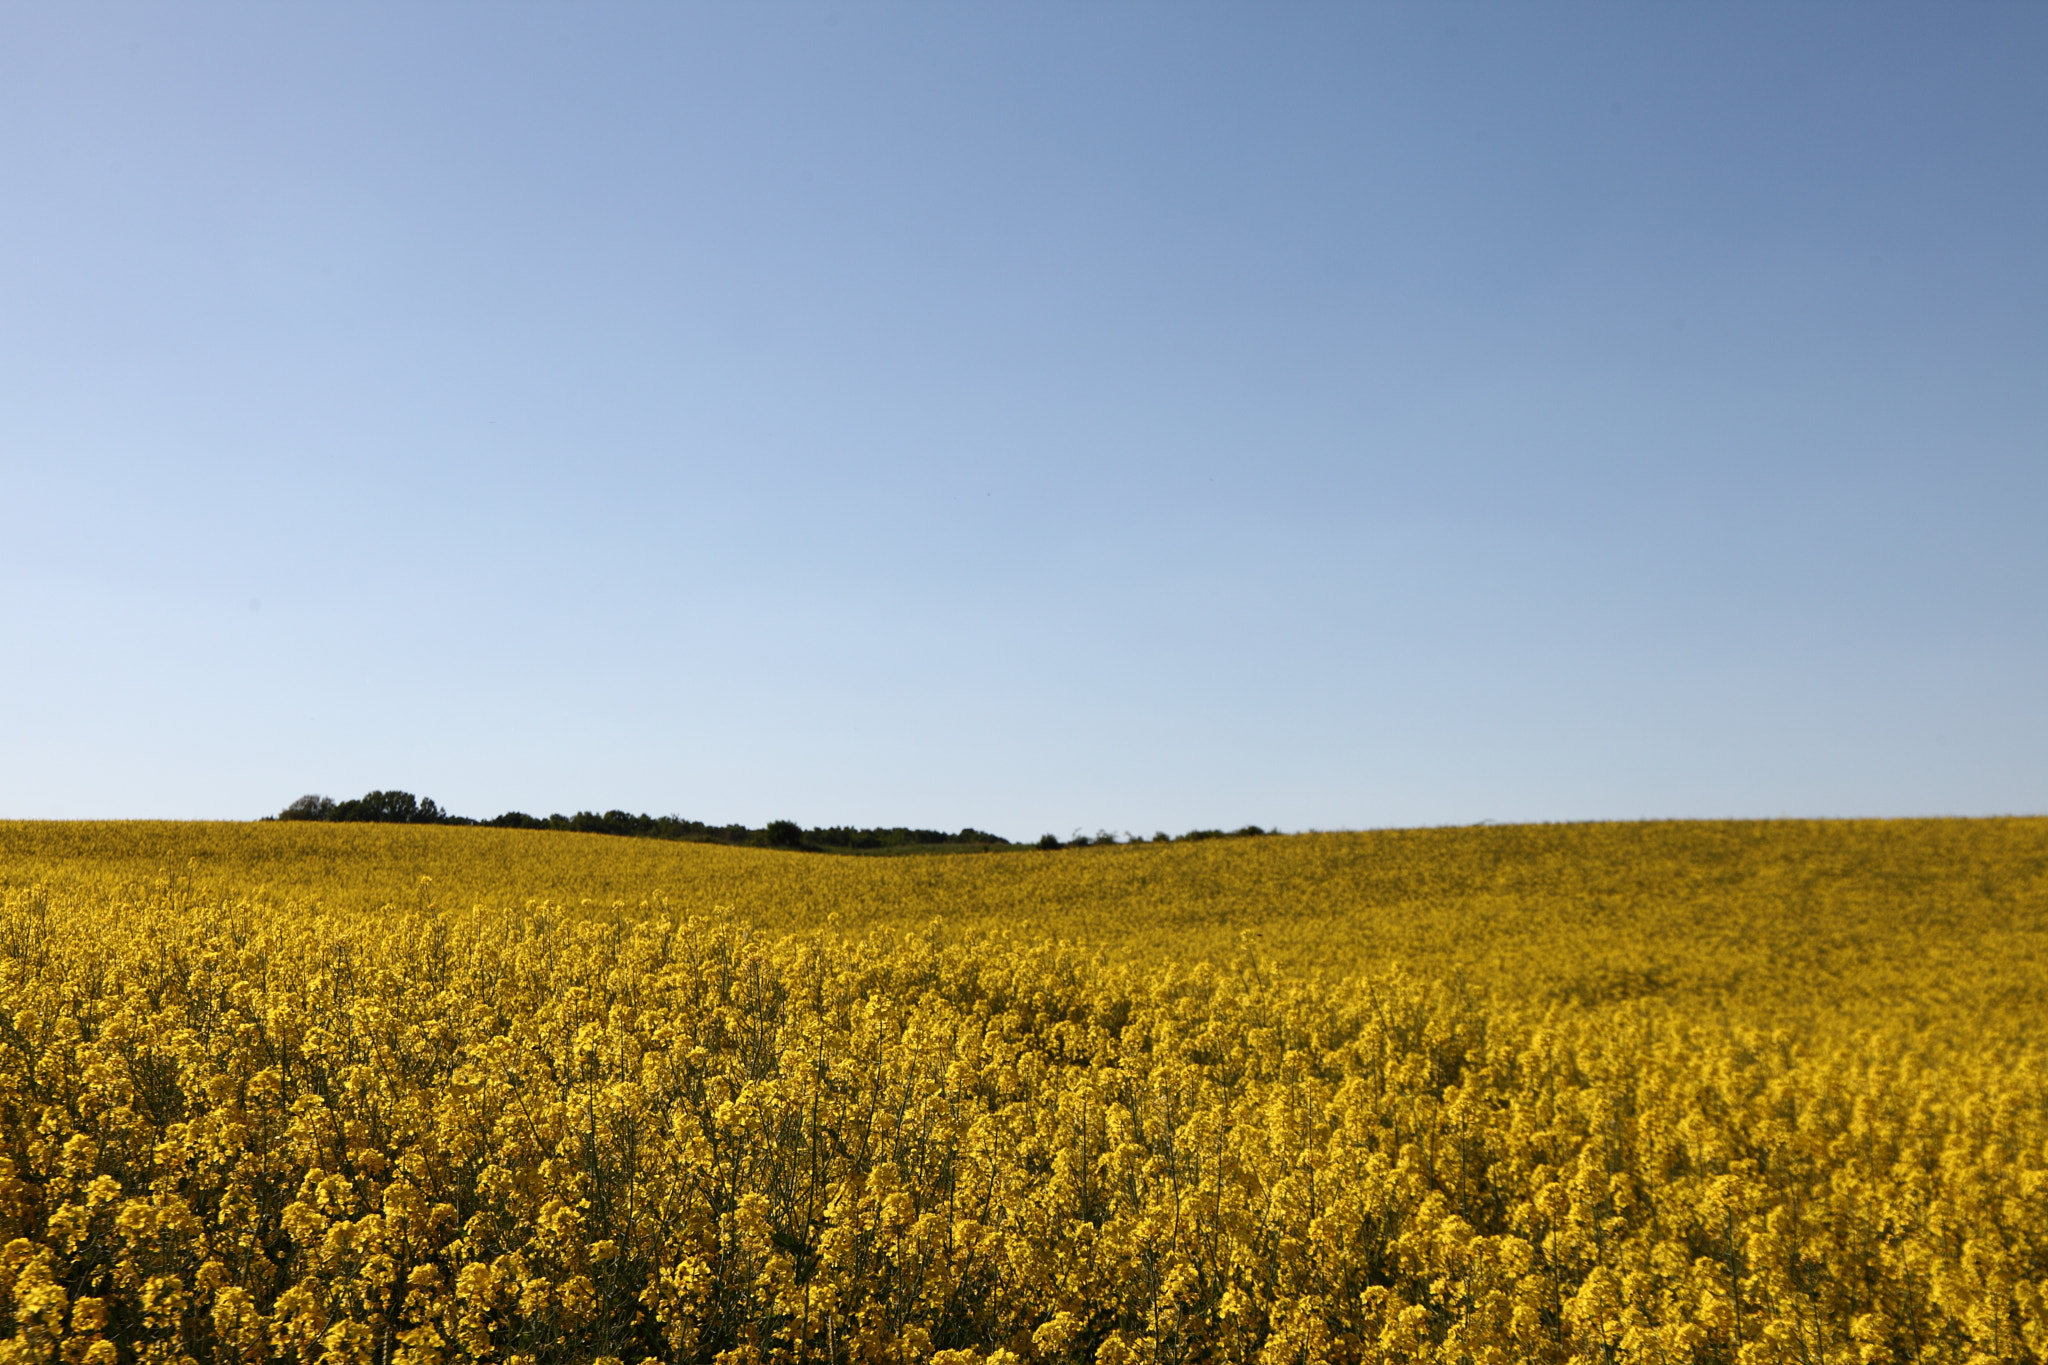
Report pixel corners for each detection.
[271,791,1271,853]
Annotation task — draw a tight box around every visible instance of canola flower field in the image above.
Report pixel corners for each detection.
[0,817,2042,1365]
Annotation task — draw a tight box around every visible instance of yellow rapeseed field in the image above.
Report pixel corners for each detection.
[0,817,2041,1364]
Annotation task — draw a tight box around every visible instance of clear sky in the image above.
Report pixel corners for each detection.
[4,3,2043,837]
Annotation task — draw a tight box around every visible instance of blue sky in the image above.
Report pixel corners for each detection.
[4,3,2043,836]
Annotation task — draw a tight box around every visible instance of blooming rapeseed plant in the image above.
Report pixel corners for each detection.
[0,816,2039,1363]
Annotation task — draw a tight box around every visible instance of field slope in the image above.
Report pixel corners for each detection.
[0,817,2042,1363]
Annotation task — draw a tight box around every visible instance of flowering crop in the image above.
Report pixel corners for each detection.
[0,818,2040,1363]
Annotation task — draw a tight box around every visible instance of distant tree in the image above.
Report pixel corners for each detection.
[276,790,473,825]
[1037,834,1061,850]
[271,793,1021,849]
[339,791,421,823]
[487,811,547,830]
[279,795,337,821]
